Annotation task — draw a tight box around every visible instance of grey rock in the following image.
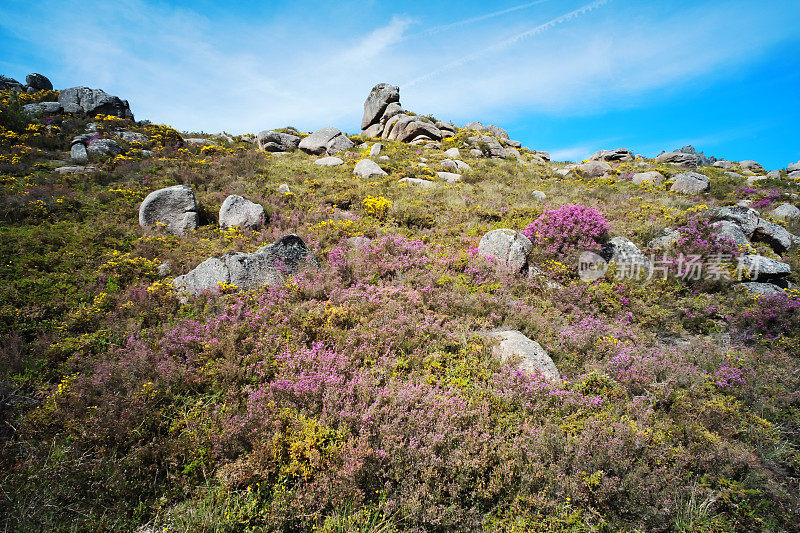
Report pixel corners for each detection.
[256,130,300,152]
[277,183,291,194]
[58,86,133,119]
[712,221,749,247]
[0,75,24,91]
[747,175,767,186]
[752,218,793,253]
[441,159,471,172]
[483,330,560,381]
[591,148,634,162]
[675,145,715,167]
[436,171,461,183]
[478,229,532,272]
[141,150,154,158]
[23,102,62,115]
[157,262,171,277]
[787,161,800,173]
[86,138,123,157]
[369,143,383,156]
[115,131,148,143]
[54,165,97,174]
[138,185,199,236]
[173,235,318,295]
[435,121,455,132]
[379,155,389,161]
[708,206,761,236]
[504,147,521,160]
[463,121,484,131]
[506,139,522,148]
[444,148,460,158]
[656,151,700,168]
[361,83,400,130]
[184,138,217,146]
[740,282,785,296]
[25,73,52,92]
[737,254,791,281]
[469,134,505,158]
[602,237,650,277]
[631,171,664,185]
[484,125,509,139]
[740,160,763,172]
[771,203,800,222]
[391,117,442,143]
[578,161,612,178]
[766,170,781,180]
[399,177,436,188]
[363,123,383,138]
[299,127,355,155]
[219,195,264,230]
[353,159,387,178]
[648,228,681,249]
[314,156,344,167]
[670,171,710,194]
[532,190,547,201]
[469,148,484,158]
[70,143,88,163]
[713,160,733,169]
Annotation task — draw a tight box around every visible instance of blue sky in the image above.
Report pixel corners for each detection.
[1,0,799,168]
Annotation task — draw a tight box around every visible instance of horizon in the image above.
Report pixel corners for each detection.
[1,0,799,168]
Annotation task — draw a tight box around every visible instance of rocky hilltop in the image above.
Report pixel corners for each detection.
[1,74,799,532]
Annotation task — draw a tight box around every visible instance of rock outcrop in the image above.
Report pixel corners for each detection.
[670,172,710,194]
[299,127,355,156]
[256,130,300,152]
[58,87,134,119]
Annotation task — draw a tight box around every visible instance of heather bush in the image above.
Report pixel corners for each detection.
[522,203,610,258]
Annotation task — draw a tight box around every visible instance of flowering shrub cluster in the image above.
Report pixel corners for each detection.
[522,203,610,258]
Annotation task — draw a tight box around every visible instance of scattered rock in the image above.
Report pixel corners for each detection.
[25,73,53,92]
[771,203,800,222]
[712,221,749,247]
[354,159,387,178]
[53,165,97,174]
[713,160,733,169]
[0,75,24,91]
[478,229,532,272]
[138,185,199,236]
[737,254,791,281]
[173,235,317,295]
[670,171,710,194]
[740,282,786,296]
[277,184,291,194]
[70,143,88,163]
[751,218,793,253]
[444,148,460,158]
[184,138,217,147]
[441,159,471,172]
[58,86,133,119]
[22,102,62,115]
[115,131,149,143]
[219,195,264,230]
[299,127,355,155]
[468,134,505,158]
[369,143,383,156]
[766,170,781,180]
[631,171,664,186]
[157,262,171,277]
[648,228,681,249]
[399,177,435,188]
[483,330,560,381]
[740,160,764,172]
[532,191,547,201]
[675,145,715,167]
[436,171,461,183]
[602,237,650,276]
[656,151,700,169]
[578,161,612,178]
[747,175,767,186]
[591,148,633,162]
[86,138,123,157]
[256,130,300,152]
[314,156,344,167]
[708,206,760,237]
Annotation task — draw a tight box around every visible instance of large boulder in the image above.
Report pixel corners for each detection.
[739,160,764,172]
[737,254,791,281]
[751,218,793,253]
[483,330,560,381]
[708,206,760,237]
[670,171,710,194]
[675,145,715,167]
[484,125,509,139]
[219,195,264,230]
[578,161,612,178]
[740,282,786,296]
[25,73,53,92]
[771,203,800,222]
[70,143,88,163]
[354,159,387,178]
[788,162,800,180]
[656,151,700,169]
[591,148,634,162]
[139,185,199,236]
[631,171,664,185]
[393,119,442,143]
[712,221,749,247]
[299,127,355,155]
[478,229,532,272]
[173,235,317,295]
[58,87,134,119]
[86,138,123,157]
[469,134,505,158]
[361,83,400,131]
[256,130,300,152]
[0,75,24,91]
[602,237,650,277]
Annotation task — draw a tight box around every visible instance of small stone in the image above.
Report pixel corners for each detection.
[354,159,387,178]
[277,184,291,194]
[314,156,344,167]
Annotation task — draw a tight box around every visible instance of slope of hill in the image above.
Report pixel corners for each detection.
[1,76,800,532]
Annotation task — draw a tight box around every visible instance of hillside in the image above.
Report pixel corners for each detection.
[1,74,800,532]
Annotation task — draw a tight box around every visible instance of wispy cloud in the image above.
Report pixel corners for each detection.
[409,0,552,38]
